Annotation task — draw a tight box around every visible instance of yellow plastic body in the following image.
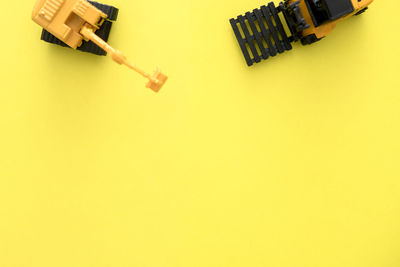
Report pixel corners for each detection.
[289,0,374,39]
[32,0,106,49]
[32,0,167,92]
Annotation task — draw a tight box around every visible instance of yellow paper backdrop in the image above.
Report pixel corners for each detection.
[0,0,399,266]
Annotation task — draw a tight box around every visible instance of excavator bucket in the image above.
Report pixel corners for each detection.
[146,70,168,92]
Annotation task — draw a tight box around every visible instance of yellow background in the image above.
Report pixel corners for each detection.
[1,0,399,266]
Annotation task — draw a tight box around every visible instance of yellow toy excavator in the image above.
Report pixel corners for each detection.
[32,0,167,92]
[230,0,374,66]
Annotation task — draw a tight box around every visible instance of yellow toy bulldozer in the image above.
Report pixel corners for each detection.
[230,0,374,66]
[32,0,167,92]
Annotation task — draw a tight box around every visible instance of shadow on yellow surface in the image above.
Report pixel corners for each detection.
[0,1,399,267]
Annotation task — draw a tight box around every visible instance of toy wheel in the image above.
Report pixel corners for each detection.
[354,7,368,16]
[40,1,119,56]
[300,34,321,45]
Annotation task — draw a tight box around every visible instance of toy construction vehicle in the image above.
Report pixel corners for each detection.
[230,0,373,66]
[32,0,167,92]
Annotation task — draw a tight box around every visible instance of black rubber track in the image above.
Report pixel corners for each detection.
[230,2,292,66]
[40,1,119,56]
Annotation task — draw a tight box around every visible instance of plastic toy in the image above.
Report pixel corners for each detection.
[41,1,118,56]
[32,0,167,92]
[230,0,373,66]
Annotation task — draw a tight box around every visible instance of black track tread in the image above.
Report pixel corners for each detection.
[229,1,292,66]
[238,15,261,64]
[260,5,284,53]
[253,8,276,57]
[245,12,268,60]
[268,2,292,51]
[41,30,68,47]
[229,18,253,66]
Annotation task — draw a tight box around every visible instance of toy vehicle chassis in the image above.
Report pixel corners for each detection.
[230,0,372,66]
[40,1,119,56]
